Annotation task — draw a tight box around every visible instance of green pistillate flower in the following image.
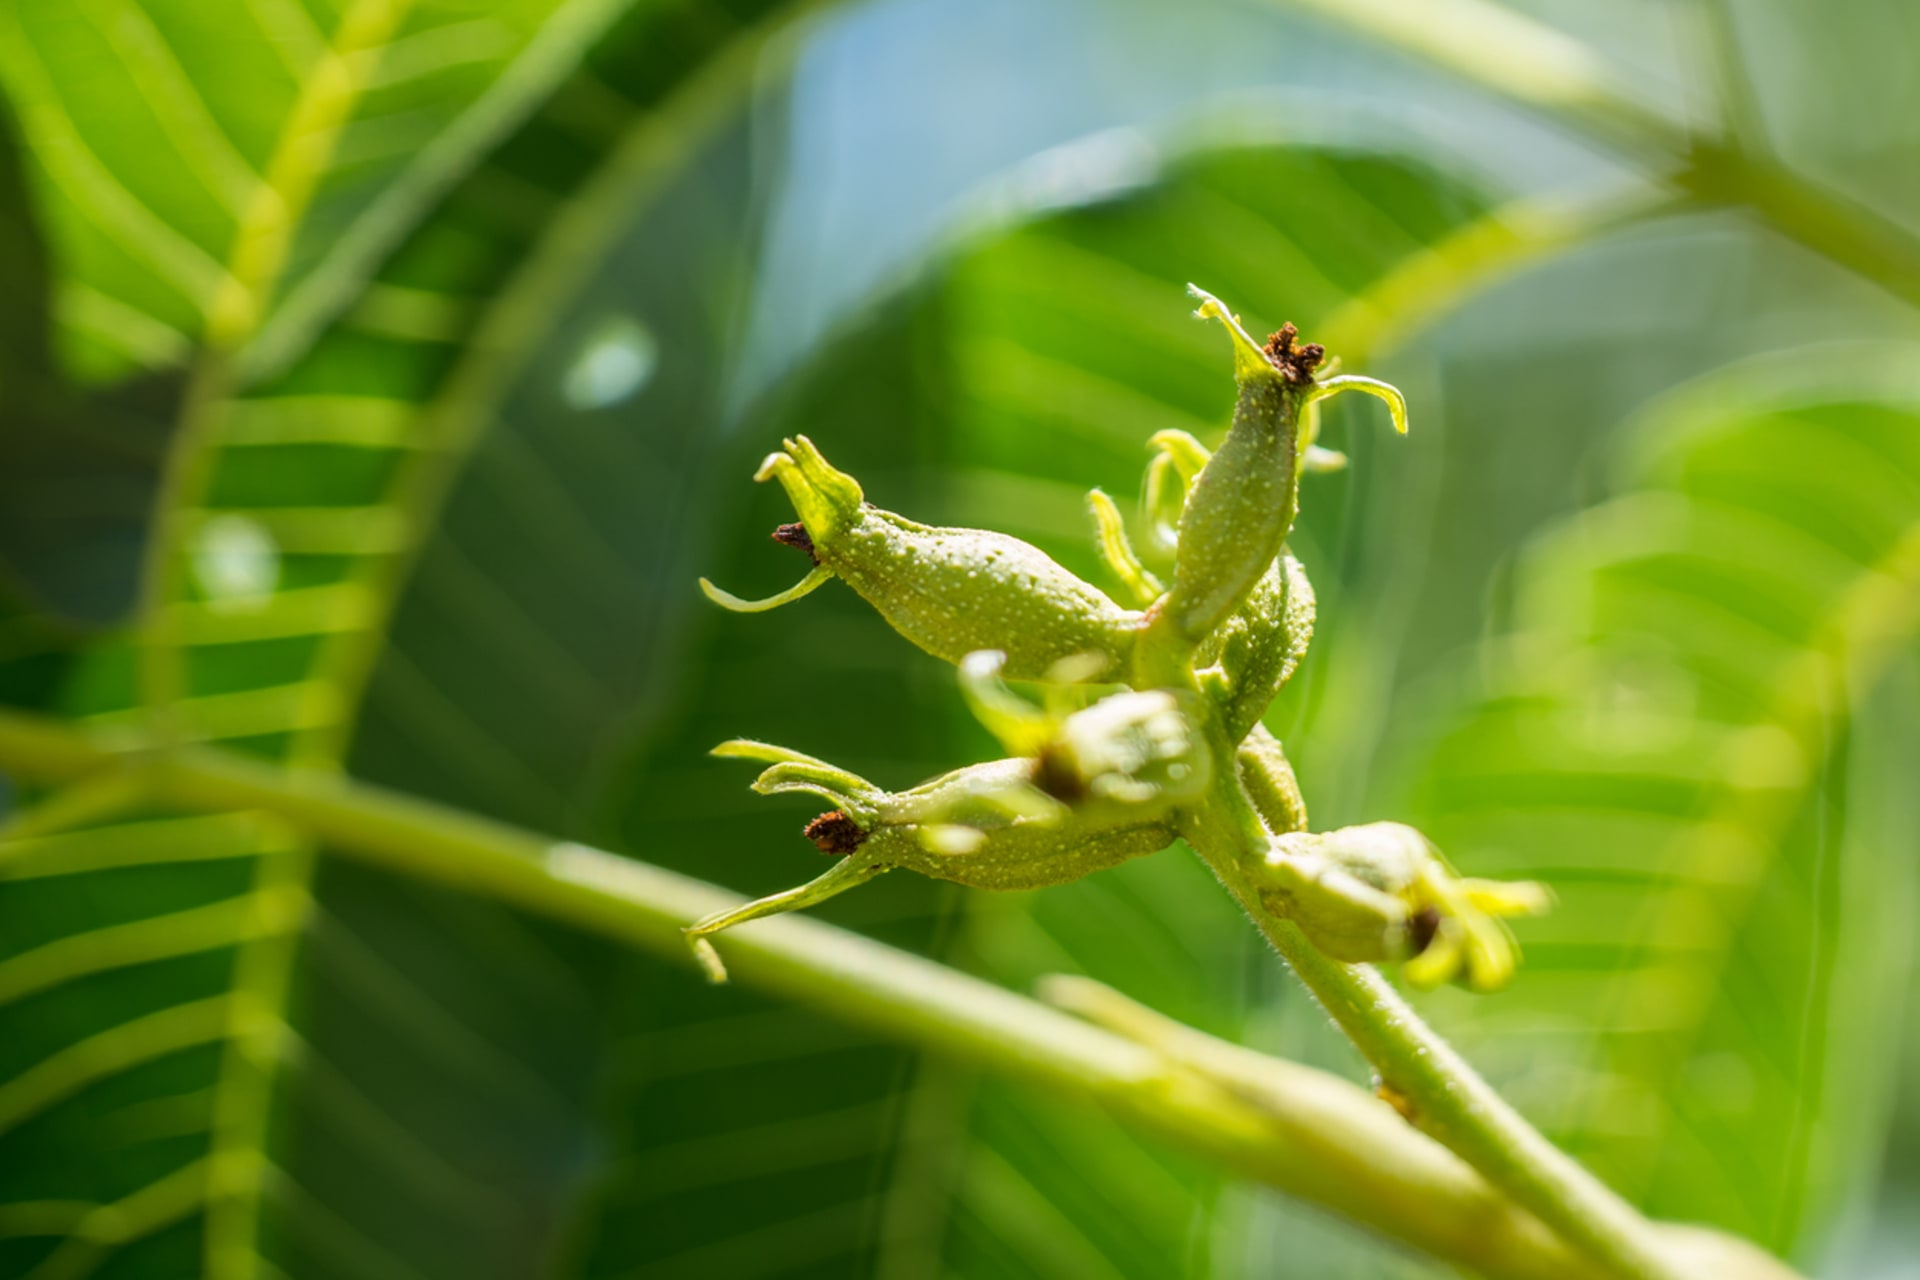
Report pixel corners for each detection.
[1160,286,1406,648]
[1259,822,1551,991]
[685,719,1191,981]
[701,435,1142,680]
[1205,553,1315,745]
[686,659,1210,980]
[1089,426,1315,746]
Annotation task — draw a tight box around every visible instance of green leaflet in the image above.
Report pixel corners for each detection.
[1409,350,1920,1257]
[0,7,833,1278]
[0,0,633,382]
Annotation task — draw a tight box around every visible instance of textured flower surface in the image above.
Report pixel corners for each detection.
[687,286,1546,990]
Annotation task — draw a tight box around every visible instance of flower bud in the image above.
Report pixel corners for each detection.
[684,739,1178,980]
[1160,286,1405,648]
[957,649,1215,817]
[1204,553,1315,744]
[1031,687,1214,812]
[702,436,1142,679]
[1161,287,1313,643]
[1259,822,1550,991]
[1260,843,1411,966]
[1236,724,1309,835]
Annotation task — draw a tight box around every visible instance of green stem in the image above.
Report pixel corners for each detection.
[1261,0,1685,150]
[1262,0,1920,312]
[0,707,1794,1280]
[1674,145,1920,313]
[1219,738,1688,1280]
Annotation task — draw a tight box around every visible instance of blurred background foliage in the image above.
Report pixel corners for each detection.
[0,0,1916,1277]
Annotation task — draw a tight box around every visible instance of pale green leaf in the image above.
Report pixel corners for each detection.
[1406,348,1920,1262]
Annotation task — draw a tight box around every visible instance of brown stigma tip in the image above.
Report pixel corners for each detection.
[1031,747,1088,805]
[1263,322,1325,386]
[1408,905,1442,957]
[805,811,866,854]
[772,522,818,564]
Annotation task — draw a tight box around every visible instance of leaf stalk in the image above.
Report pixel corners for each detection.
[0,706,1799,1280]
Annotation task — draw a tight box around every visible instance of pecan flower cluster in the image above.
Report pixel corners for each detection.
[690,285,1546,992]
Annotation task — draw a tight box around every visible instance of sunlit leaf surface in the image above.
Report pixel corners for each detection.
[0,0,635,383]
[0,3,826,1274]
[1406,352,1920,1261]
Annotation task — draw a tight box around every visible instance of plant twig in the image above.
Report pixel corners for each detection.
[0,707,1798,1280]
[1039,977,1801,1280]
[1261,0,1685,150]
[1197,751,1691,1280]
[1260,0,1920,311]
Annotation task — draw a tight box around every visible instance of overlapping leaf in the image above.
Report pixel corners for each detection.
[0,3,829,1275]
[375,275,967,1275]
[0,89,181,628]
[0,0,637,383]
[1403,350,1920,1262]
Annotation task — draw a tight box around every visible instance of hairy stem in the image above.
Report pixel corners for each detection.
[1221,739,1688,1280]
[0,707,1797,1280]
